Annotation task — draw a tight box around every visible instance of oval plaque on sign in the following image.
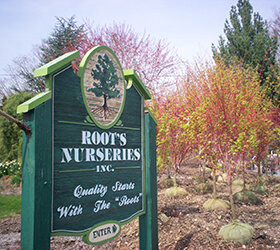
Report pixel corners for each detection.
[79,46,126,129]
[83,221,121,245]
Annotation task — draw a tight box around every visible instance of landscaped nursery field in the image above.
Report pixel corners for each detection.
[1,161,280,249]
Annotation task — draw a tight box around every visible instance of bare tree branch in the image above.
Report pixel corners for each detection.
[0,110,32,136]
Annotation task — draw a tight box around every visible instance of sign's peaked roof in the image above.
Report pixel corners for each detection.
[123,69,151,100]
[18,48,151,114]
[34,50,80,77]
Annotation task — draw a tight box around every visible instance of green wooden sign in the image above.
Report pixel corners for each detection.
[51,46,146,241]
[18,46,158,249]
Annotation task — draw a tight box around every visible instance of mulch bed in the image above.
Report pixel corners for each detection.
[1,163,280,249]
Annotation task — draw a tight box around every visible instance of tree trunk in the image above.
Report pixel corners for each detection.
[173,171,177,187]
[102,94,108,110]
[167,166,171,179]
[257,161,261,178]
[202,164,206,183]
[229,179,237,222]
[212,168,217,199]
[264,158,268,175]
[101,94,109,120]
[242,162,246,190]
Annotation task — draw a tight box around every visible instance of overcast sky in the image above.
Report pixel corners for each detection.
[0,0,279,77]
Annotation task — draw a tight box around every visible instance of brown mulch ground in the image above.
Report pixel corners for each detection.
[1,163,280,249]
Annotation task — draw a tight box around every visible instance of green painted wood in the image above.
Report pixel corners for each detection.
[34,50,79,77]
[144,107,157,126]
[17,91,51,114]
[123,69,151,100]
[21,99,52,250]
[139,108,158,250]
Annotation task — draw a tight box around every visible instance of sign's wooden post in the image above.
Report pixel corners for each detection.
[139,108,158,250]
[20,100,52,249]
[17,46,158,249]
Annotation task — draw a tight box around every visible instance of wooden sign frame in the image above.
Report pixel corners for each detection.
[17,46,158,249]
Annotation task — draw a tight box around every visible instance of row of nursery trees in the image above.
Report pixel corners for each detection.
[149,59,280,243]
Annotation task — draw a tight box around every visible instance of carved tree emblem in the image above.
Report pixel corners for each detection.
[88,53,120,120]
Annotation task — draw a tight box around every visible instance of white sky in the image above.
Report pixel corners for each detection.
[0,0,279,77]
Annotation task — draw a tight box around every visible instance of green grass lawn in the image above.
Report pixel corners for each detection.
[0,195,21,219]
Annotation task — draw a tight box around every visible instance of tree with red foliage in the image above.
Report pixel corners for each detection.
[62,21,177,93]
[149,85,197,185]
[189,59,276,220]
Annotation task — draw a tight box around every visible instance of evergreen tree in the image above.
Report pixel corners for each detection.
[212,0,279,105]
[5,16,85,93]
[40,16,85,64]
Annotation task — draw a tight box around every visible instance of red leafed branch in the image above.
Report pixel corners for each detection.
[51,22,177,93]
